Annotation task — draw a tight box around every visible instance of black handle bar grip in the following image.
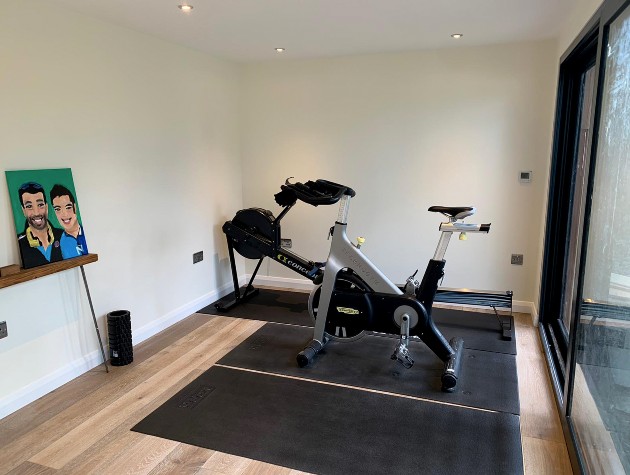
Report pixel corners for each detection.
[281,179,355,206]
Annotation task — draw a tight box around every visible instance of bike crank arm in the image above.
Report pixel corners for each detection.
[391,313,414,369]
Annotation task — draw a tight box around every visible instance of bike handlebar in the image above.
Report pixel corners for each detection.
[277,178,356,207]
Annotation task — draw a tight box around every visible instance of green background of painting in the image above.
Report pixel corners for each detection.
[5,168,84,235]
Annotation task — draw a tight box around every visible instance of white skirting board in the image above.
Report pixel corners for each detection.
[0,273,534,420]
[251,274,537,318]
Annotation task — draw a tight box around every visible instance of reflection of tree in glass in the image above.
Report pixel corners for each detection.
[583,10,630,304]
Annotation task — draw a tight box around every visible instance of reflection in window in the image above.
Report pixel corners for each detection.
[572,6,630,474]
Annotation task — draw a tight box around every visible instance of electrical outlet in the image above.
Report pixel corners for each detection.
[511,254,524,265]
[519,171,532,183]
[280,238,292,249]
[193,251,203,264]
[0,321,7,339]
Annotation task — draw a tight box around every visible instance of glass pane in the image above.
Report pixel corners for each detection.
[572,6,630,474]
[563,66,596,333]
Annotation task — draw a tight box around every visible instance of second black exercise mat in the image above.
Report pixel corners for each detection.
[218,323,520,414]
[199,288,313,326]
[132,366,523,475]
[199,288,517,354]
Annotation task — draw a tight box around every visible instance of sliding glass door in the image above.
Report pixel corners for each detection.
[540,0,630,472]
[571,5,630,472]
[539,23,599,400]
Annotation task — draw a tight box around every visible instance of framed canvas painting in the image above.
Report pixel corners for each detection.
[5,168,89,269]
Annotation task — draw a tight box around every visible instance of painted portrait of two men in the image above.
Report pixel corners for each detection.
[5,168,89,269]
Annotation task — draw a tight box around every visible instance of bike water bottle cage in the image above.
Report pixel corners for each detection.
[428,206,476,220]
[278,178,356,206]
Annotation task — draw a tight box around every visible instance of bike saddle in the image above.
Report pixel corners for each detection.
[428,206,476,219]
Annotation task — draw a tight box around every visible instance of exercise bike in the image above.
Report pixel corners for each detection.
[218,179,490,391]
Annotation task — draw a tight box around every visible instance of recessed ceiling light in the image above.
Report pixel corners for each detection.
[275,48,286,53]
[178,4,193,12]
[451,33,463,39]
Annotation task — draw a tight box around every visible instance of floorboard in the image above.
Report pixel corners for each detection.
[0,301,572,475]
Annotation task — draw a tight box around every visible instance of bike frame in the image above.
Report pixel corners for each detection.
[312,194,488,345]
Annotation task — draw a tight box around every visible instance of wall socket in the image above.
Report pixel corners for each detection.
[193,251,204,264]
[511,254,524,265]
[0,321,7,339]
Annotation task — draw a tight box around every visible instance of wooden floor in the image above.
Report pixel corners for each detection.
[0,306,572,475]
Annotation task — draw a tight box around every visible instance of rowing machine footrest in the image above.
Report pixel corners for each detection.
[297,339,325,367]
[214,286,259,312]
[441,337,464,392]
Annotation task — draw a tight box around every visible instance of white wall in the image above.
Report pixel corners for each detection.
[240,41,558,307]
[558,0,604,56]
[0,2,242,417]
[0,0,606,420]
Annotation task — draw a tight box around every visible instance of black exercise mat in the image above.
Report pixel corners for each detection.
[218,323,520,415]
[133,366,523,475]
[200,288,516,355]
[199,288,313,326]
[433,308,516,355]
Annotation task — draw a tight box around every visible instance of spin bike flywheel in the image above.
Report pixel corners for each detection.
[308,271,371,341]
[230,208,276,259]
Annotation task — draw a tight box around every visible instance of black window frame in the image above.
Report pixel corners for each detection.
[538,0,630,472]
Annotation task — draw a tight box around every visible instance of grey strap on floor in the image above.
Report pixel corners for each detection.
[218,322,520,414]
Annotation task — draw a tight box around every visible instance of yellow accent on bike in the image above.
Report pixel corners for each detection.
[336,307,360,315]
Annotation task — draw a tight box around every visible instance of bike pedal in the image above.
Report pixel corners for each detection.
[391,349,414,369]
[396,355,414,369]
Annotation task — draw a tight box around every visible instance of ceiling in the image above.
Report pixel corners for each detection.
[50,0,575,62]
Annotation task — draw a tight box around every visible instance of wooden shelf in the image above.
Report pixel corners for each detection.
[0,254,98,290]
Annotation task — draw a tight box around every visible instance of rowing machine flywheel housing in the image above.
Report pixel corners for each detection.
[230,208,278,259]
